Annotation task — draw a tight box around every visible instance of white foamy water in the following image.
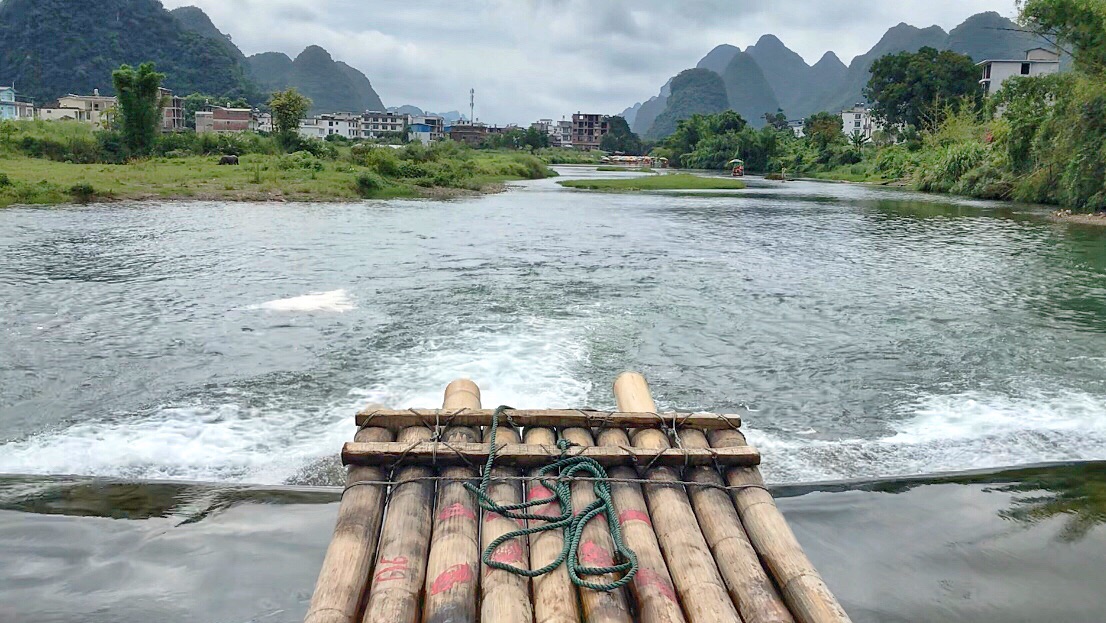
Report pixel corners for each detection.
[251,289,357,313]
[0,316,595,484]
[748,388,1106,484]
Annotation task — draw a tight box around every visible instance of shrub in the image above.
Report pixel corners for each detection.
[68,183,96,202]
[354,171,386,196]
[277,151,324,171]
[351,145,402,176]
[0,172,9,188]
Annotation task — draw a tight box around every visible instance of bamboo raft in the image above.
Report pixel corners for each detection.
[305,373,851,623]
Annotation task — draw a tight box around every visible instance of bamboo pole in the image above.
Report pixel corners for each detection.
[480,422,533,622]
[523,427,580,623]
[342,442,760,468]
[560,426,634,623]
[680,428,794,623]
[422,381,483,623]
[356,409,741,430]
[364,392,458,623]
[591,434,685,623]
[305,408,396,623]
[613,373,741,623]
[708,428,852,623]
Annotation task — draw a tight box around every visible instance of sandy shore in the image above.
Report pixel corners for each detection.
[1051,210,1106,226]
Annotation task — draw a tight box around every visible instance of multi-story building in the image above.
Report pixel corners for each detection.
[159,88,185,133]
[531,118,573,147]
[362,111,407,139]
[408,114,445,144]
[196,107,254,134]
[37,91,116,127]
[840,104,881,141]
[0,85,34,120]
[298,113,361,140]
[788,119,805,138]
[978,47,1061,97]
[571,113,609,150]
[254,112,273,133]
[449,121,490,146]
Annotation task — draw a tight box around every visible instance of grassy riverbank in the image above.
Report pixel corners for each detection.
[0,121,565,207]
[559,173,746,192]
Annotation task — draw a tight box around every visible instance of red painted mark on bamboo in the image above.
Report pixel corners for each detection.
[438,502,476,522]
[578,541,614,567]
[373,556,409,583]
[488,540,525,567]
[635,568,678,602]
[429,563,474,596]
[618,509,652,527]
[527,485,559,517]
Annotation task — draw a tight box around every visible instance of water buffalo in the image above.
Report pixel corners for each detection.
[218,155,240,165]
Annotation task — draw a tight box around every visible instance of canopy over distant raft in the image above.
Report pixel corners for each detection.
[305,373,852,623]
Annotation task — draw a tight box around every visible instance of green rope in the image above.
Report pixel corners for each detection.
[463,405,638,592]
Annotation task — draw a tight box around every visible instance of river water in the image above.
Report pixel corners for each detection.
[2,169,1106,621]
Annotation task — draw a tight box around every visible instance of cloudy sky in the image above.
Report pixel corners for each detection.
[162,0,1018,124]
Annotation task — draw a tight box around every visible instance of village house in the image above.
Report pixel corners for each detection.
[407,114,445,144]
[0,85,35,121]
[298,113,361,140]
[37,90,116,127]
[571,113,610,150]
[840,104,882,141]
[531,118,573,148]
[196,106,254,134]
[159,88,185,132]
[978,47,1062,96]
[361,111,407,139]
[449,121,490,146]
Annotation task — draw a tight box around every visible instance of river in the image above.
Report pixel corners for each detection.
[1,169,1106,621]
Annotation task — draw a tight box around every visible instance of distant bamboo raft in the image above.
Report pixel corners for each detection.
[304,373,852,623]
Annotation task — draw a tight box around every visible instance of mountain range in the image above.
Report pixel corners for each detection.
[624,12,1058,138]
[0,0,385,114]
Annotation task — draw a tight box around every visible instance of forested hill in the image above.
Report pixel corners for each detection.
[627,11,1060,137]
[0,0,385,112]
[0,0,255,103]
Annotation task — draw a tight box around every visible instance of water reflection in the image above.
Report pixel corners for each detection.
[0,475,338,524]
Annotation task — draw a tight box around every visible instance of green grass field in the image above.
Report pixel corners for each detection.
[558,173,746,192]
[0,151,553,207]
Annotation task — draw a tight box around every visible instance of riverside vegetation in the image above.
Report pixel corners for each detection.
[0,120,575,206]
[647,0,1106,215]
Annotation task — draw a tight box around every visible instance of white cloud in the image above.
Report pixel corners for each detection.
[161,0,1018,124]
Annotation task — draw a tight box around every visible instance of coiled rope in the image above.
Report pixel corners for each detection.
[464,405,638,592]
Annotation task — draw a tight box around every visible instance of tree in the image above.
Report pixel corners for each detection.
[599,116,644,154]
[849,131,870,153]
[269,88,312,137]
[864,47,981,131]
[803,112,844,151]
[111,63,166,155]
[522,126,550,150]
[763,110,789,131]
[1020,0,1106,74]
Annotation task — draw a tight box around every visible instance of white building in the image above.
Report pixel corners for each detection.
[978,47,1062,97]
[37,91,116,127]
[408,114,445,144]
[361,111,407,139]
[299,113,361,140]
[840,104,881,141]
[788,119,805,138]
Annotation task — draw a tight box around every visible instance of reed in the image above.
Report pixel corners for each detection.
[613,373,741,623]
[421,381,483,623]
